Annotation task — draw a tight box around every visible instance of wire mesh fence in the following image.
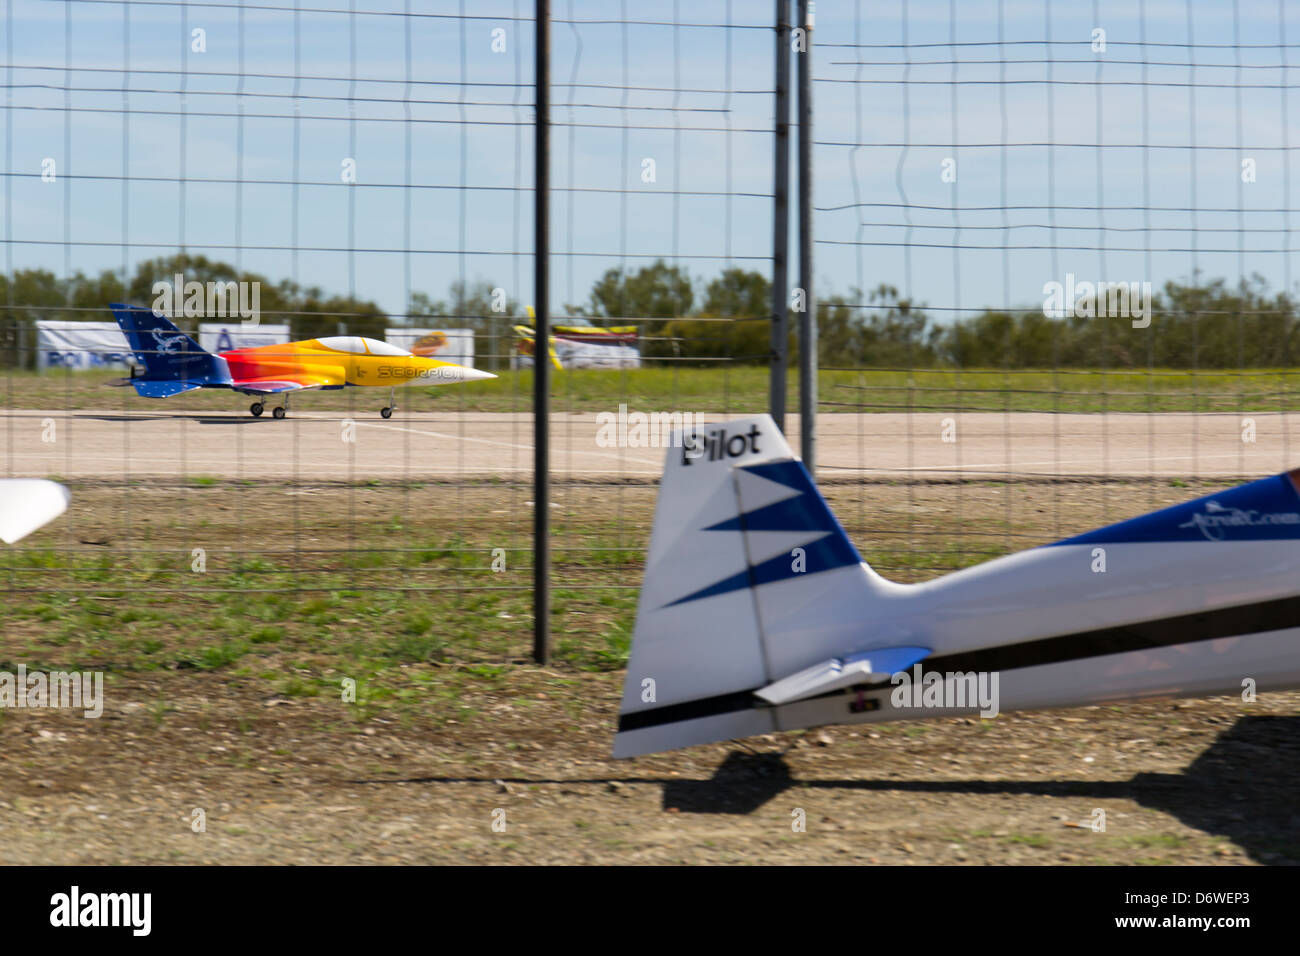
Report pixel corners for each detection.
[3,0,1299,675]
[0,1,784,673]
[814,0,1300,580]
[540,4,780,663]
[1,1,547,672]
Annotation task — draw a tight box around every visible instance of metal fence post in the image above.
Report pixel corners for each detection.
[797,0,816,470]
[770,0,790,432]
[533,0,551,665]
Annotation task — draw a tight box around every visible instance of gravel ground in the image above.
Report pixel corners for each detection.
[3,420,1297,865]
[1,670,1295,865]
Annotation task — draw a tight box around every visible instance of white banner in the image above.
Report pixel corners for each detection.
[198,323,290,353]
[384,328,475,368]
[36,320,132,371]
[554,337,640,369]
[513,331,642,370]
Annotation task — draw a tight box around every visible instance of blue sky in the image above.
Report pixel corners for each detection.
[3,0,1299,322]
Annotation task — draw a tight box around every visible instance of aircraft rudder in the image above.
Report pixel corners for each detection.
[614,413,886,757]
[108,303,228,388]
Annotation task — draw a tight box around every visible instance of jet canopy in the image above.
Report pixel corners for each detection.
[314,336,411,356]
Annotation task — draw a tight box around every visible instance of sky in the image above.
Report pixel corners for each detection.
[2,0,1299,323]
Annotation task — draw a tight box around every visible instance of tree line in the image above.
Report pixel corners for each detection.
[571,260,1300,370]
[0,254,519,369]
[2,253,1296,370]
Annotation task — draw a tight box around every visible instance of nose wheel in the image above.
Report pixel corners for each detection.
[249,402,264,417]
[380,387,396,419]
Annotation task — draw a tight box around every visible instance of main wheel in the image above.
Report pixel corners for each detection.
[250,402,264,417]
[272,406,286,419]
[380,406,393,419]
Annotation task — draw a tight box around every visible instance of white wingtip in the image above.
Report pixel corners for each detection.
[0,479,70,544]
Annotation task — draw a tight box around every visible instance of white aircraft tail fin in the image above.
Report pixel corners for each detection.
[613,414,905,757]
[616,414,1300,758]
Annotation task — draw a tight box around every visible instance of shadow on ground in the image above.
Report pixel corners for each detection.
[76,413,265,425]
[358,715,1300,863]
[660,716,1300,863]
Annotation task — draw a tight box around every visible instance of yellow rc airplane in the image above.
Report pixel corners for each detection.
[110,304,495,418]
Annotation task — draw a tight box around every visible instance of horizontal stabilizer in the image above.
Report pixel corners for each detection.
[755,646,931,706]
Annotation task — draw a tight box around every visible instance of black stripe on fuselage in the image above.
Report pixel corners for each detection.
[616,593,1300,734]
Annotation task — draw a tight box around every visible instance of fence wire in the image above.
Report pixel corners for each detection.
[5,0,1298,676]
[0,1,782,674]
[2,1,548,672]
[815,0,1300,578]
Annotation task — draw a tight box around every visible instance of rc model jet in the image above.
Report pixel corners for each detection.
[109,304,495,419]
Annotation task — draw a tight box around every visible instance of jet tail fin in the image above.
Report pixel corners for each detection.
[613,414,906,758]
[108,303,230,395]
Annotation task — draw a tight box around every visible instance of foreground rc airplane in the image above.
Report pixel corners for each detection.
[613,414,1300,757]
[109,304,495,418]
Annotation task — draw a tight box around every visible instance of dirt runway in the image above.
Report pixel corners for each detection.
[3,408,1300,481]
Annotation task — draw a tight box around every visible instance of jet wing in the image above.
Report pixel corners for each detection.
[755,646,931,706]
[231,374,338,394]
[130,380,206,398]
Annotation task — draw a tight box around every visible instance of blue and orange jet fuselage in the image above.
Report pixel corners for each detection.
[110,303,494,418]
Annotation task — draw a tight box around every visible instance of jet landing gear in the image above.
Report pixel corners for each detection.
[250,395,290,419]
[380,387,396,419]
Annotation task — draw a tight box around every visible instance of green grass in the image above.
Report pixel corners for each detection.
[9,365,1300,414]
[0,483,645,719]
[1119,834,1190,850]
[0,469,1225,737]
[1004,833,1053,848]
[555,617,633,672]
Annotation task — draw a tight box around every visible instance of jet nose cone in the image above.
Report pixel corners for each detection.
[421,363,496,384]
